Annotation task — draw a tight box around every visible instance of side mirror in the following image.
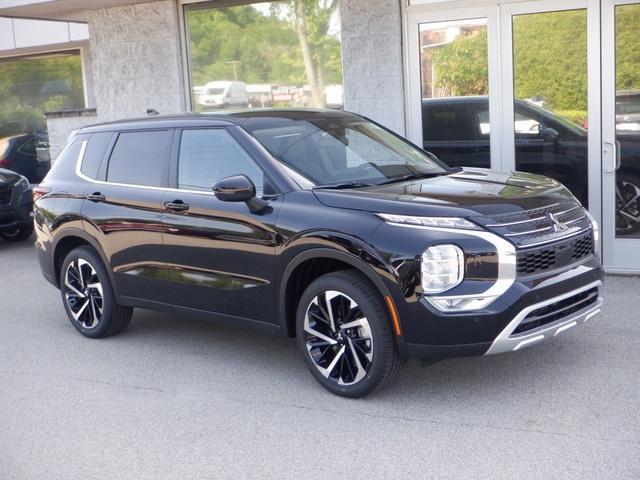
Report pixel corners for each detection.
[212,174,268,213]
[541,127,559,142]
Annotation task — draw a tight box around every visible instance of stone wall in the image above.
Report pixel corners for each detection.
[86,0,186,122]
[45,109,98,161]
[340,0,406,135]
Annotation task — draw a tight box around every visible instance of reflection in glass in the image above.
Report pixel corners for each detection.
[615,4,640,237]
[418,18,490,168]
[185,1,343,111]
[0,50,84,182]
[512,9,589,207]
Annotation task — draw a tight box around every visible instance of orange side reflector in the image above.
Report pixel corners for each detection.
[385,296,402,336]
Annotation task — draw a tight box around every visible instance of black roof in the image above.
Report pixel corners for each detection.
[78,108,359,134]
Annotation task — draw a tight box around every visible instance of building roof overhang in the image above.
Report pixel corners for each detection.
[0,0,157,21]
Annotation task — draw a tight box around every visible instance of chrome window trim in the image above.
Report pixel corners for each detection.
[385,223,516,311]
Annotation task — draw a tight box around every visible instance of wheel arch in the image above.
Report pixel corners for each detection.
[279,247,404,348]
[52,228,116,294]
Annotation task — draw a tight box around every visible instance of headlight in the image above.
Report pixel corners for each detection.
[15,176,30,193]
[377,214,480,230]
[584,209,600,257]
[421,244,464,294]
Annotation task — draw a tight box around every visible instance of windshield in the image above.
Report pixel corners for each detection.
[248,117,449,186]
[206,87,226,95]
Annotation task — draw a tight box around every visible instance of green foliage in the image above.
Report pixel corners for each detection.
[616,4,640,91]
[432,30,488,96]
[0,53,84,137]
[186,1,342,87]
[513,10,587,111]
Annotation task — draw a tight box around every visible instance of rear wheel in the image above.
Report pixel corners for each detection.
[60,246,133,338]
[0,223,34,242]
[296,270,403,398]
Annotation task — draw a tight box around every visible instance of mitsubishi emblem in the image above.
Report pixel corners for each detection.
[547,212,569,233]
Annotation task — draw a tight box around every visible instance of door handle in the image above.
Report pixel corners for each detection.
[164,200,190,212]
[603,141,621,173]
[86,192,105,202]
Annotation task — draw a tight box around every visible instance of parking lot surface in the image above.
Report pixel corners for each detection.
[1,239,639,479]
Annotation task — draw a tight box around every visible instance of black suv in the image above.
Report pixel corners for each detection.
[0,168,33,242]
[34,109,603,397]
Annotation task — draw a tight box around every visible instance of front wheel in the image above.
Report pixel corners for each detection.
[296,270,403,398]
[60,246,133,338]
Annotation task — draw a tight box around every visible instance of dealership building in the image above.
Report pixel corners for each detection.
[0,0,639,273]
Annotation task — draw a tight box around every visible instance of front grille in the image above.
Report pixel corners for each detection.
[513,286,599,335]
[476,201,592,248]
[516,230,593,275]
[0,190,11,207]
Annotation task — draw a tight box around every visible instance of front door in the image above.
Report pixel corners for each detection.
[602,0,640,271]
[162,127,281,325]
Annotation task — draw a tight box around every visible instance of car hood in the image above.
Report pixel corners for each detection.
[313,168,578,218]
[0,168,20,186]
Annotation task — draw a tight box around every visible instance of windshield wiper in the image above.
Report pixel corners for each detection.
[313,181,373,190]
[375,171,454,186]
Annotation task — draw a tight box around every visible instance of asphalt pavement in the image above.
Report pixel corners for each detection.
[1,238,639,479]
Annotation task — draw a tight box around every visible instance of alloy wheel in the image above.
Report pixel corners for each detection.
[616,180,640,234]
[303,290,374,386]
[63,259,104,329]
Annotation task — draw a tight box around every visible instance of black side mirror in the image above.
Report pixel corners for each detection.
[541,127,559,142]
[212,174,268,213]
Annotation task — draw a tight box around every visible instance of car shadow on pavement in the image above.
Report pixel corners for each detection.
[115,304,593,404]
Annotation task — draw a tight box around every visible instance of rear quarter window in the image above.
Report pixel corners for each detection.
[80,132,113,180]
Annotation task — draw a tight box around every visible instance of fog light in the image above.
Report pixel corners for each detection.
[421,244,464,294]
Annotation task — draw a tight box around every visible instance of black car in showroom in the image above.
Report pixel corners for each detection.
[34,109,603,397]
[422,96,640,235]
[0,168,33,242]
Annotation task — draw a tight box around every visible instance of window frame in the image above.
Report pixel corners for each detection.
[169,126,282,198]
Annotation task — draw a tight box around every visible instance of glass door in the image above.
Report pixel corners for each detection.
[405,6,505,171]
[499,0,600,212]
[602,0,640,271]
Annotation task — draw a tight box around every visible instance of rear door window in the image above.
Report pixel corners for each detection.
[107,130,172,187]
[422,105,475,142]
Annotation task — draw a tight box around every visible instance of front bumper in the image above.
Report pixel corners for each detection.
[0,192,32,231]
[402,257,603,359]
[484,279,602,354]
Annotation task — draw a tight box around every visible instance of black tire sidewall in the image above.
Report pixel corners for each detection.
[0,223,34,242]
[60,247,116,338]
[296,271,394,398]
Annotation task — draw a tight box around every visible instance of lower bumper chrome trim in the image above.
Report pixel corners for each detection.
[485,280,603,355]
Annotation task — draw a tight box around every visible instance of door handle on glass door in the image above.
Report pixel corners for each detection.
[603,141,621,173]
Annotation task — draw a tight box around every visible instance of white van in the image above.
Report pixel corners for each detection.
[198,81,248,110]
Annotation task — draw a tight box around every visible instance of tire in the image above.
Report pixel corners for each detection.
[616,171,640,236]
[0,223,34,242]
[60,246,133,338]
[296,270,404,398]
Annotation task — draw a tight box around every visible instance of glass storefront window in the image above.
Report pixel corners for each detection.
[418,18,490,169]
[0,50,85,182]
[512,9,589,207]
[185,1,343,111]
[614,3,640,237]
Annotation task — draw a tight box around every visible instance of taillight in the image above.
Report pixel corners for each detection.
[33,186,51,202]
[0,159,9,167]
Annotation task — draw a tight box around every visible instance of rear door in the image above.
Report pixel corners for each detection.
[161,126,281,326]
[81,129,172,304]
